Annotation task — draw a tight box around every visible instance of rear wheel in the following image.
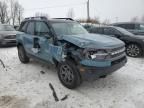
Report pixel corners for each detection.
[126,44,142,57]
[58,60,82,89]
[18,45,30,63]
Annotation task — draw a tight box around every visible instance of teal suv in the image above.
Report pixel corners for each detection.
[16,17,127,89]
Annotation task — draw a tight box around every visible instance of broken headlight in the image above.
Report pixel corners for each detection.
[85,50,108,60]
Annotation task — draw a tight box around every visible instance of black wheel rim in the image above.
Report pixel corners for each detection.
[60,65,74,85]
[126,44,140,57]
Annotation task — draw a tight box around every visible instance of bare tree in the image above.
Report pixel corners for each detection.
[67,8,75,18]
[131,16,139,22]
[35,12,49,18]
[93,16,100,24]
[102,19,110,25]
[77,17,100,24]
[10,0,19,25]
[0,1,9,24]
[9,0,24,25]
[16,3,24,25]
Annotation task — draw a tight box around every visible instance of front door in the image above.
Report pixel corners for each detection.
[33,21,56,63]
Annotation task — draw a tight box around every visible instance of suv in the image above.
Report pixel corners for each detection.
[112,22,144,35]
[16,17,127,89]
[89,26,144,57]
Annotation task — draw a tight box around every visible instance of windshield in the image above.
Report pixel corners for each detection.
[115,27,134,35]
[51,22,88,35]
[0,25,15,31]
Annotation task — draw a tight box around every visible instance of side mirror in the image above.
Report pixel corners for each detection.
[44,34,52,39]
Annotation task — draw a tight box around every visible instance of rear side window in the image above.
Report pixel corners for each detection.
[124,24,135,29]
[26,22,35,35]
[116,24,135,29]
[97,28,103,34]
[90,28,103,34]
[35,21,50,36]
[104,28,114,35]
[20,22,28,32]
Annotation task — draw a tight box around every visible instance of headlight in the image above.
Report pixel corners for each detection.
[85,50,108,60]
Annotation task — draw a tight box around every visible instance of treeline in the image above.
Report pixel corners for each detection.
[0,0,24,25]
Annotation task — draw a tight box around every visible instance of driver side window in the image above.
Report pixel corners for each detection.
[35,21,50,36]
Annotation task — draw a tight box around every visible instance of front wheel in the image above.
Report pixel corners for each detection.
[126,44,142,57]
[57,60,82,89]
[18,45,30,63]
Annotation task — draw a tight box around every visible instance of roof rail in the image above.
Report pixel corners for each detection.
[24,16,48,20]
[52,18,74,21]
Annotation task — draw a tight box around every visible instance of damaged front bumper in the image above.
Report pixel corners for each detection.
[78,55,127,80]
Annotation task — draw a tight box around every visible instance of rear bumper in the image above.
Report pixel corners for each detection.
[79,56,127,80]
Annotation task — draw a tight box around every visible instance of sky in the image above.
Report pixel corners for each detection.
[17,0,144,23]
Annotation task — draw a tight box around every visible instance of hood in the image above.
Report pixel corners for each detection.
[129,30,144,35]
[59,33,125,49]
[0,31,18,36]
[131,35,144,39]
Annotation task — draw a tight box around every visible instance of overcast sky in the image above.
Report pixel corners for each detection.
[18,0,144,23]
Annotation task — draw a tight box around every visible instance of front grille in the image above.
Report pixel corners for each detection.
[111,46,124,52]
[110,46,125,58]
[4,35,16,39]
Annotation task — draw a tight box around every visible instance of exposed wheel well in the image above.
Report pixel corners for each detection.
[17,43,23,48]
[53,56,78,68]
[126,42,142,50]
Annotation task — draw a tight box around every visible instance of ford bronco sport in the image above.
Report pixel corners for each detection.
[16,17,127,89]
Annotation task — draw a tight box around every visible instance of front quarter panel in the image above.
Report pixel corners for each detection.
[16,32,24,46]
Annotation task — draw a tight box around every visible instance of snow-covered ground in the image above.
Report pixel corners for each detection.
[0,47,144,108]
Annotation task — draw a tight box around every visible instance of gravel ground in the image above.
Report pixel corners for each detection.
[0,47,144,108]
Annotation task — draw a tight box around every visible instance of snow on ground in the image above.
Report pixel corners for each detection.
[0,47,144,108]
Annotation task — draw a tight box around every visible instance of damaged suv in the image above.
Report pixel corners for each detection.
[16,17,127,89]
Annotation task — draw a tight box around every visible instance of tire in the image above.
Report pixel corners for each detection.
[57,60,82,89]
[18,45,30,63]
[126,44,142,57]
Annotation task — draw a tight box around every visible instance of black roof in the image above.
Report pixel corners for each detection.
[48,19,74,23]
[23,17,74,23]
[112,22,144,25]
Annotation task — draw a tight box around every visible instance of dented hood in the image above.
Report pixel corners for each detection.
[59,33,125,49]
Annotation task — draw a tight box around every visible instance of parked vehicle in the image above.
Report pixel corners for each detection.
[89,26,144,57]
[14,25,20,31]
[82,23,99,32]
[16,17,127,89]
[112,22,144,35]
[0,24,17,46]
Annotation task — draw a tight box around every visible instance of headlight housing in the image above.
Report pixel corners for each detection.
[85,50,108,60]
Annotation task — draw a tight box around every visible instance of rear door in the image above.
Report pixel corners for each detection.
[21,21,35,55]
